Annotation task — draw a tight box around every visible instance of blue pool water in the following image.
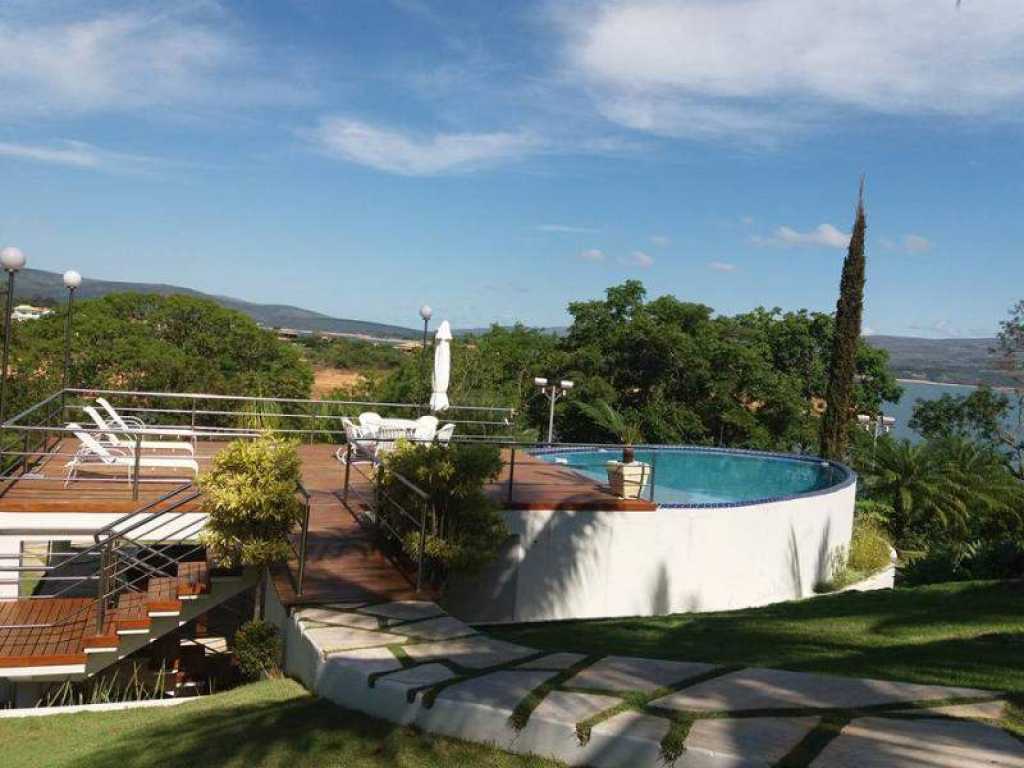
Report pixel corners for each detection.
[535,448,846,506]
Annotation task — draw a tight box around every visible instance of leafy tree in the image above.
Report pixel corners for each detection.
[5,293,313,419]
[820,185,867,460]
[378,441,505,586]
[199,435,305,617]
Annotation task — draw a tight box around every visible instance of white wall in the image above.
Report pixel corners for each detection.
[448,482,856,623]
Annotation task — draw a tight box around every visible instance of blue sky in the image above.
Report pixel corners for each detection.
[1,0,1022,336]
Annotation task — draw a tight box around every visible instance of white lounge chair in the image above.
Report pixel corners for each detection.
[358,412,383,430]
[413,415,439,442]
[64,424,199,487]
[95,397,198,439]
[82,406,194,455]
[435,423,455,445]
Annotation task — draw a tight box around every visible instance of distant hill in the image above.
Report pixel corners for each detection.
[8,268,421,340]
[866,335,1014,387]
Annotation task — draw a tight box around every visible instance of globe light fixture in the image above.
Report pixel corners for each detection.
[62,270,82,396]
[0,246,27,420]
[418,304,433,350]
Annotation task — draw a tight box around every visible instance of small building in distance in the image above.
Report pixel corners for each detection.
[11,304,52,322]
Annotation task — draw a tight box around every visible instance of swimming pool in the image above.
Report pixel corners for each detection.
[533,446,847,506]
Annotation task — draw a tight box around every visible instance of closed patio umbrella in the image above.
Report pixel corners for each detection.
[430,320,452,412]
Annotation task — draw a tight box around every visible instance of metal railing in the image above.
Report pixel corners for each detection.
[340,443,430,593]
[0,482,207,633]
[288,482,311,597]
[0,387,516,501]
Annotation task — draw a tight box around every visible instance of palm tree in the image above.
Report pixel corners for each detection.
[575,399,644,462]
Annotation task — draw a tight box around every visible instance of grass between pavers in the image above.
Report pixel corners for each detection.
[488,580,1024,696]
[0,678,565,768]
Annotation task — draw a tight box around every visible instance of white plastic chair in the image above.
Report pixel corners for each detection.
[64,424,199,487]
[82,406,194,454]
[435,423,456,445]
[413,415,439,443]
[358,412,383,429]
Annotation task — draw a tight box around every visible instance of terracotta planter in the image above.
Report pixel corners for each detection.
[606,460,650,499]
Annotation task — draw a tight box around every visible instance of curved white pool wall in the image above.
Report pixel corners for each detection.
[444,451,857,624]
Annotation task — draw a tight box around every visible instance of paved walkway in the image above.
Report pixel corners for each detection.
[280,601,1024,767]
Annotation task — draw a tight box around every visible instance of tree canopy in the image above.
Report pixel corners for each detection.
[5,293,313,415]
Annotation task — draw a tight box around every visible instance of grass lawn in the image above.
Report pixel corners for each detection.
[490,580,1024,695]
[0,679,563,768]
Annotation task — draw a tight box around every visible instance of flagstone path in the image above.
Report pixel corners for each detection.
[279,600,1024,767]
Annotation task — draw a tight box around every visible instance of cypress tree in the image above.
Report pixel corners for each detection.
[820,181,867,460]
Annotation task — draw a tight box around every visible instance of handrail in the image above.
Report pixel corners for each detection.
[0,485,208,632]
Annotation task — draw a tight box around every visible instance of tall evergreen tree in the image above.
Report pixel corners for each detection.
[820,182,867,460]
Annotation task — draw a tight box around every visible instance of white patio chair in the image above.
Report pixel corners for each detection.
[340,417,376,461]
[358,412,383,429]
[64,424,199,487]
[82,406,194,455]
[95,397,198,439]
[435,423,455,445]
[413,415,439,443]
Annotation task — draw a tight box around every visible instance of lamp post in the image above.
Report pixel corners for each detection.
[418,304,433,350]
[0,246,26,422]
[62,270,82,396]
[534,377,574,444]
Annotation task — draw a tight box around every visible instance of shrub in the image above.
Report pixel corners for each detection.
[817,514,893,592]
[378,441,506,584]
[232,620,281,681]
[200,435,304,568]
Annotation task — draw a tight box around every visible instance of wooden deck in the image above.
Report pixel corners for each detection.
[488,450,656,511]
[0,440,648,670]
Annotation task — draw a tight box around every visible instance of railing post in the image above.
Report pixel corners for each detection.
[20,431,29,476]
[132,434,142,500]
[506,447,516,506]
[96,540,112,634]
[296,494,310,597]
[343,444,352,502]
[648,449,657,503]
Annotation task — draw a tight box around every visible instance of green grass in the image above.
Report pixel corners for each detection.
[490,580,1024,695]
[0,679,563,768]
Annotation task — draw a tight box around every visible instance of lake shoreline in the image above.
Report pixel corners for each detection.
[896,378,1015,392]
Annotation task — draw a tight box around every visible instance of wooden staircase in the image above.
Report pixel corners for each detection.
[0,560,255,679]
[0,484,258,680]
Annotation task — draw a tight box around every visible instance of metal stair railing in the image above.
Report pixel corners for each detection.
[0,481,206,634]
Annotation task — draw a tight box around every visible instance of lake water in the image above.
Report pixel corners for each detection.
[887,380,1020,443]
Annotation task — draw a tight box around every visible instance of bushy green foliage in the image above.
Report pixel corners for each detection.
[817,513,893,592]
[200,435,305,568]
[4,292,313,419]
[379,442,506,582]
[855,435,1024,583]
[232,620,282,681]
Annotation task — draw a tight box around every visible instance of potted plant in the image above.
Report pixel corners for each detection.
[575,400,650,499]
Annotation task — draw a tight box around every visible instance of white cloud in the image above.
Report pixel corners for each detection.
[752,223,850,249]
[0,7,310,115]
[650,234,670,246]
[620,250,654,268]
[561,0,1024,140]
[881,233,933,254]
[538,224,599,233]
[306,117,541,175]
[903,234,933,254]
[0,139,159,172]
[578,248,605,262]
[708,260,737,272]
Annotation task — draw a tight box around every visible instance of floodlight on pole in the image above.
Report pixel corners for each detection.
[535,377,575,443]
